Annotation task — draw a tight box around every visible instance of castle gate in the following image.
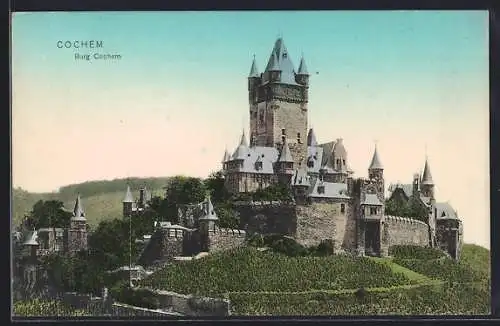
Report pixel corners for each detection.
[364,221,380,256]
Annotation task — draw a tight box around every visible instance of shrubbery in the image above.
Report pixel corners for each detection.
[13,300,91,317]
[392,258,483,283]
[109,282,160,309]
[389,245,447,260]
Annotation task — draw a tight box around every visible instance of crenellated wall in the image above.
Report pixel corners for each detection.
[205,227,246,253]
[383,216,429,248]
[233,200,297,236]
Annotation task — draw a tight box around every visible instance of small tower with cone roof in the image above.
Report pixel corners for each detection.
[296,55,310,86]
[276,137,295,185]
[368,142,385,197]
[123,185,134,218]
[198,195,219,252]
[420,158,435,199]
[248,55,261,104]
[68,194,88,253]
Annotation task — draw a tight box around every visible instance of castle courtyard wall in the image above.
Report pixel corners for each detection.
[207,228,246,253]
[233,201,297,236]
[383,216,429,248]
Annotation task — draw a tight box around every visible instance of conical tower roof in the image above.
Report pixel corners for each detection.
[369,145,383,170]
[199,196,218,221]
[123,185,134,203]
[264,37,297,85]
[307,128,317,146]
[297,56,309,75]
[421,158,434,185]
[232,129,250,160]
[278,138,294,163]
[72,194,86,221]
[248,56,260,78]
[268,52,280,71]
[222,148,231,163]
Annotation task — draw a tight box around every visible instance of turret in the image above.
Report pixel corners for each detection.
[268,52,281,82]
[412,173,420,195]
[221,148,230,171]
[138,187,147,209]
[307,128,318,147]
[123,185,134,218]
[296,55,309,86]
[248,55,261,103]
[231,129,250,168]
[276,137,294,176]
[420,158,435,199]
[71,194,86,225]
[69,194,88,252]
[368,144,384,195]
[23,230,39,258]
[199,196,218,233]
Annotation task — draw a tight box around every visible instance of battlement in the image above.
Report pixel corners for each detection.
[208,227,246,237]
[384,215,428,226]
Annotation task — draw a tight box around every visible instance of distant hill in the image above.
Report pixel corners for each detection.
[11,177,172,229]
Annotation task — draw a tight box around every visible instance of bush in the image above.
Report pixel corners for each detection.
[109,282,160,309]
[13,300,91,317]
[389,245,446,260]
[392,258,483,283]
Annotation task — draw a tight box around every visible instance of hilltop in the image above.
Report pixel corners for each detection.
[137,243,490,315]
[12,177,172,228]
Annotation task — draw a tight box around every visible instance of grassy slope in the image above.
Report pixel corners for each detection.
[12,177,171,228]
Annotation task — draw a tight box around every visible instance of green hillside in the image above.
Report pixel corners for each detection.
[138,244,490,315]
[12,177,172,229]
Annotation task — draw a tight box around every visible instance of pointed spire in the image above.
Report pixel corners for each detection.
[72,194,86,221]
[232,129,250,160]
[123,185,134,203]
[222,148,230,163]
[278,138,294,162]
[307,128,317,146]
[421,158,434,185]
[200,195,218,221]
[369,143,383,170]
[298,55,309,75]
[249,55,260,78]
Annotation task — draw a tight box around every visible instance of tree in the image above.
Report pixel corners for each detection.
[163,176,207,222]
[28,200,73,229]
[204,170,230,203]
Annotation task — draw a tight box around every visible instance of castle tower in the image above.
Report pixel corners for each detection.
[67,194,88,253]
[227,130,250,192]
[123,185,134,218]
[221,148,230,171]
[420,158,435,199]
[296,55,310,88]
[368,144,384,195]
[332,139,350,183]
[248,38,309,168]
[198,196,219,252]
[275,137,295,184]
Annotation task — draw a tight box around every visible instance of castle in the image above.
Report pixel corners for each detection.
[218,37,463,259]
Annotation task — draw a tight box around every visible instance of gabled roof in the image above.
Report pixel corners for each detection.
[369,145,383,170]
[421,159,434,185]
[308,178,349,199]
[72,194,86,221]
[263,38,298,85]
[278,138,294,163]
[297,56,309,75]
[248,56,260,77]
[388,184,413,199]
[123,185,134,203]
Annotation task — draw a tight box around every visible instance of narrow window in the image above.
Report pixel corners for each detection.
[282,128,286,135]
[318,185,325,194]
[370,207,377,215]
[342,159,345,165]
[341,204,346,214]
[282,136,286,144]
[297,132,301,144]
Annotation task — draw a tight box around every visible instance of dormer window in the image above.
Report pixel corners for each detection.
[283,52,288,58]
[318,185,325,194]
[307,159,314,168]
[370,207,377,215]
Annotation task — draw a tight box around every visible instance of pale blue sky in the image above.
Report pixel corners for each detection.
[12,11,489,247]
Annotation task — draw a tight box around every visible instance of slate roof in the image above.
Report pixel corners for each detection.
[369,146,383,170]
[388,184,413,199]
[123,186,134,203]
[278,138,294,162]
[435,202,458,219]
[232,130,250,160]
[248,56,260,77]
[362,194,383,206]
[306,145,324,173]
[297,56,309,75]
[308,178,349,199]
[263,38,299,85]
[72,194,86,221]
[291,167,310,187]
[421,159,434,185]
[23,230,39,246]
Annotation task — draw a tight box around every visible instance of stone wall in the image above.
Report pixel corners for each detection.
[206,228,246,253]
[296,201,356,252]
[233,200,297,236]
[383,216,429,248]
[148,289,231,316]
